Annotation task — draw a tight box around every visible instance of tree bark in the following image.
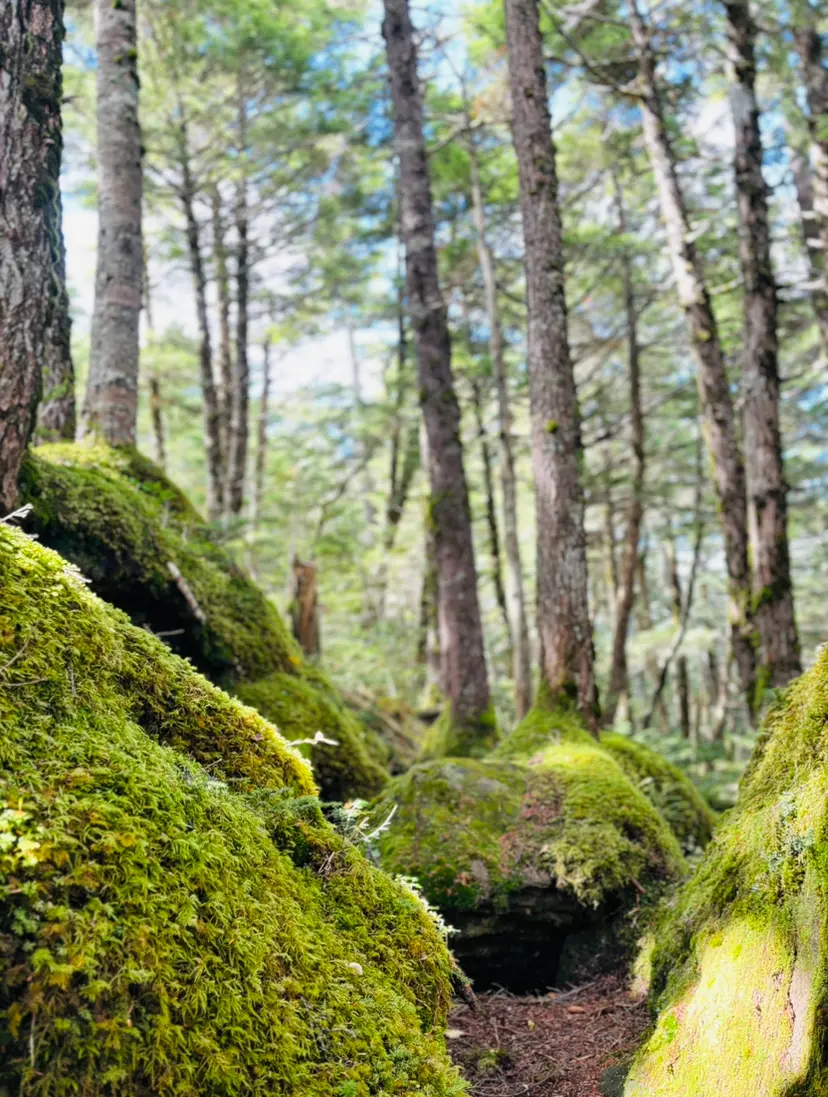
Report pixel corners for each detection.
[142,258,166,470]
[791,146,828,356]
[666,537,692,739]
[36,182,75,443]
[0,0,67,509]
[725,0,801,689]
[247,334,271,579]
[290,557,321,658]
[211,184,234,456]
[179,122,224,521]
[467,121,533,718]
[84,0,143,446]
[225,91,250,518]
[604,174,646,726]
[630,0,757,719]
[382,0,491,733]
[504,0,598,729]
[794,18,828,279]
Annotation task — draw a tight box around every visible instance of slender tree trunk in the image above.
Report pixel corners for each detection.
[226,92,250,518]
[84,0,143,446]
[290,557,321,658]
[382,0,491,736]
[505,0,598,729]
[604,175,646,726]
[467,123,533,718]
[142,258,166,470]
[637,549,669,731]
[666,537,691,739]
[791,146,828,355]
[212,184,234,455]
[36,182,75,443]
[794,20,828,274]
[725,0,801,689]
[0,0,67,508]
[630,0,757,719]
[178,125,224,521]
[470,377,512,652]
[247,335,271,579]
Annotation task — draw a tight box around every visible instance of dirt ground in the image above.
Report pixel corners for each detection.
[447,974,648,1097]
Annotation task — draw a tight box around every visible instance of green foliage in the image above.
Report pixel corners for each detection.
[0,524,465,1097]
[19,443,387,800]
[624,649,828,1096]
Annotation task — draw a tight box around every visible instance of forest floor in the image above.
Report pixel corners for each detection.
[447,973,648,1097]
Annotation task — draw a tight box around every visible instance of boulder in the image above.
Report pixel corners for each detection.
[19,443,387,801]
[0,524,464,1096]
[373,707,685,992]
[624,649,828,1096]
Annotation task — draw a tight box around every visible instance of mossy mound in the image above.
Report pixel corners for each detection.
[0,525,465,1096]
[623,650,828,1097]
[373,708,684,992]
[19,443,387,801]
[599,733,717,855]
[418,704,499,761]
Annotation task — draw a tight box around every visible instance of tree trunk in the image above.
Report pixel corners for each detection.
[794,20,828,276]
[212,184,234,456]
[504,0,598,729]
[791,146,828,355]
[142,259,166,470]
[637,550,669,731]
[84,0,143,446]
[604,174,646,727]
[179,123,224,521]
[467,121,533,718]
[247,335,271,579]
[382,0,491,735]
[36,183,75,443]
[470,377,512,654]
[666,537,692,739]
[0,0,67,509]
[630,0,757,720]
[290,557,321,658]
[725,0,801,690]
[225,92,250,519]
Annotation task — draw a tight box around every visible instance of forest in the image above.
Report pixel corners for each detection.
[1,0,827,1093]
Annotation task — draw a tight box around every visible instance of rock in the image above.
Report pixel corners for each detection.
[624,649,828,1096]
[599,732,717,854]
[373,708,685,992]
[19,443,387,801]
[0,524,464,1096]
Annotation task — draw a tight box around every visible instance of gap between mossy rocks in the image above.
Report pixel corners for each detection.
[622,648,828,1097]
[0,524,466,1096]
[18,443,388,802]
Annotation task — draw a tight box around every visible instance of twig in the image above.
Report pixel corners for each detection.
[166,562,207,625]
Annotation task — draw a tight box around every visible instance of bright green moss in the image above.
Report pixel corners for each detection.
[599,732,717,854]
[374,740,683,916]
[0,526,465,1097]
[490,702,594,760]
[237,673,387,801]
[625,651,828,1096]
[19,443,387,801]
[418,704,499,761]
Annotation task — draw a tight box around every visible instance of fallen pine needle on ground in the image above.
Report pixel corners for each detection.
[447,973,648,1097]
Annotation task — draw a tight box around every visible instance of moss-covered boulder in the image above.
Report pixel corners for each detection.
[0,524,465,1096]
[19,443,387,801]
[623,650,828,1097]
[599,733,717,855]
[373,707,685,992]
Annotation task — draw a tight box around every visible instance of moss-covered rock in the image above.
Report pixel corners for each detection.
[19,443,387,801]
[373,707,684,992]
[418,703,499,761]
[599,733,717,854]
[0,525,465,1096]
[624,650,828,1097]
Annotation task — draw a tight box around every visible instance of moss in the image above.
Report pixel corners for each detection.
[599,733,717,854]
[491,702,594,761]
[19,443,387,802]
[374,741,683,917]
[418,703,499,761]
[624,651,828,1096]
[0,525,465,1096]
